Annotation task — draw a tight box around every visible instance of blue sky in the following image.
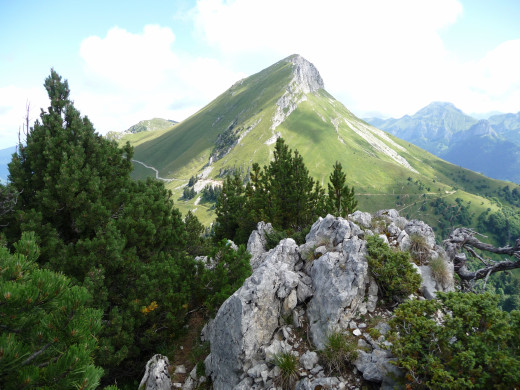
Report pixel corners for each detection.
[1,0,519,148]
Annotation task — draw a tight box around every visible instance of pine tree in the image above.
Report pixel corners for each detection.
[261,138,324,231]
[0,232,103,389]
[7,70,192,384]
[326,161,357,217]
[185,210,206,256]
[215,174,245,242]
[215,138,329,242]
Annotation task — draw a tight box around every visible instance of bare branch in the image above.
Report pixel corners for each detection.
[444,228,520,290]
[0,186,19,222]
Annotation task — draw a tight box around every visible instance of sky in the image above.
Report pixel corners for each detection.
[1,0,519,148]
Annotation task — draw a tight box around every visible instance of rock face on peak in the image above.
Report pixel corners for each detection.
[201,210,454,390]
[287,54,324,94]
[270,55,325,130]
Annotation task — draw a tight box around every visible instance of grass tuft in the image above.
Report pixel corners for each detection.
[272,352,299,390]
[409,234,429,265]
[320,332,358,375]
[429,257,451,285]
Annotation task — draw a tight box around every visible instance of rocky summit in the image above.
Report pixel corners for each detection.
[142,209,454,390]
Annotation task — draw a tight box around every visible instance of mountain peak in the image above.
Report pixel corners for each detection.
[285,54,324,93]
[270,55,325,130]
[467,119,498,138]
[416,101,463,116]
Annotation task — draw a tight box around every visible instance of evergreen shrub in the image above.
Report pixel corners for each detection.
[388,292,520,389]
[366,235,421,303]
[0,232,103,389]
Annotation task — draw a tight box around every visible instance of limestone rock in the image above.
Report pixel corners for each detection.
[300,351,319,370]
[204,239,299,389]
[387,222,401,238]
[203,211,447,389]
[247,221,273,269]
[139,354,172,390]
[354,349,394,384]
[296,377,341,390]
[349,210,372,228]
[301,214,352,255]
[306,216,376,348]
[419,257,455,299]
[405,219,436,248]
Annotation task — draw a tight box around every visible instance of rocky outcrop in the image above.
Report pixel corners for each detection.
[204,238,300,389]
[196,210,453,389]
[139,354,172,390]
[303,215,378,349]
[287,54,324,94]
[246,221,273,269]
[271,55,324,130]
[371,209,455,298]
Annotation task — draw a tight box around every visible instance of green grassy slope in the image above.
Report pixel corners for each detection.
[124,55,520,240]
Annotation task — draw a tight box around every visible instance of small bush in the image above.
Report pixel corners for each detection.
[195,241,252,314]
[196,361,205,377]
[409,234,429,265]
[429,257,451,285]
[273,352,299,390]
[368,327,381,339]
[320,332,358,375]
[265,229,288,250]
[291,225,311,246]
[189,341,210,366]
[388,292,520,389]
[366,235,422,304]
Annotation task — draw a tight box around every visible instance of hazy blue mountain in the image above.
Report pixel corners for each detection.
[366,102,477,155]
[365,103,520,183]
[470,110,505,120]
[0,145,16,183]
[488,111,520,144]
[444,120,520,183]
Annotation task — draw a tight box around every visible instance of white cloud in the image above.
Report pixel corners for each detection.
[80,25,179,91]
[456,39,520,114]
[190,0,517,117]
[0,86,49,148]
[75,25,245,133]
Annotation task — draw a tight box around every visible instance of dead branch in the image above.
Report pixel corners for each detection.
[444,228,520,289]
[0,186,19,222]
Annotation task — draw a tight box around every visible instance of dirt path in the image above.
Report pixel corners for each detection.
[132,159,184,182]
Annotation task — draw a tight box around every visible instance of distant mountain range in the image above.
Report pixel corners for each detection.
[0,145,16,183]
[113,55,520,241]
[364,102,520,183]
[106,118,178,143]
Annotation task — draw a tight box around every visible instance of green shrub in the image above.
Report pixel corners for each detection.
[272,352,299,390]
[371,217,387,233]
[366,235,422,304]
[320,332,358,375]
[367,327,381,339]
[0,232,103,389]
[388,292,520,389]
[265,229,289,250]
[291,225,311,246]
[195,240,252,314]
[189,341,210,366]
[196,361,205,378]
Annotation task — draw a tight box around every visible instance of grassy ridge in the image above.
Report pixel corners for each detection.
[116,55,520,241]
